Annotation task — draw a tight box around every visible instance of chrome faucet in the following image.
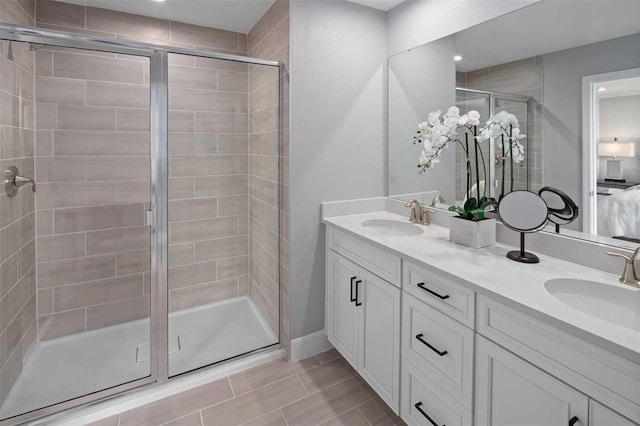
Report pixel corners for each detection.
[405,199,434,226]
[605,247,640,288]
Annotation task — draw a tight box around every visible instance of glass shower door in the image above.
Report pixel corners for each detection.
[0,40,154,420]
[166,53,280,376]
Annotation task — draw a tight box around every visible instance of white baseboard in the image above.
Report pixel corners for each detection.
[289,330,333,361]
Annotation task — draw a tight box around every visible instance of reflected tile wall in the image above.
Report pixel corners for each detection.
[0,0,37,403]
[457,56,543,196]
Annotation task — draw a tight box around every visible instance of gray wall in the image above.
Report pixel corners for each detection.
[288,0,549,340]
[388,35,456,201]
[598,95,640,183]
[386,0,540,56]
[542,33,640,226]
[289,0,387,339]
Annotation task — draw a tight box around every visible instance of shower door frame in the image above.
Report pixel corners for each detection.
[456,87,534,198]
[0,23,283,425]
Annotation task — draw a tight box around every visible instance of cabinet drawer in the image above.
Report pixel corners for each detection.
[327,227,401,287]
[478,295,640,424]
[401,358,472,426]
[402,293,474,408]
[403,260,475,327]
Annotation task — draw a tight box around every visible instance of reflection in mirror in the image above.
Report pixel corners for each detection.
[387,0,640,249]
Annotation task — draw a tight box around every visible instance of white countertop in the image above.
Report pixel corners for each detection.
[322,210,640,361]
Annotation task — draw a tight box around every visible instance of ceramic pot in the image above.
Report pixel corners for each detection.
[449,216,496,249]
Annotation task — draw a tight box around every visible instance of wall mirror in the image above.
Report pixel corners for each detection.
[387,0,640,250]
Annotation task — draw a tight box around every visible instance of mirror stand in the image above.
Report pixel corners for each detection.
[507,233,540,264]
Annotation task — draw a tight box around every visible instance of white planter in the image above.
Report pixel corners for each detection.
[449,216,496,249]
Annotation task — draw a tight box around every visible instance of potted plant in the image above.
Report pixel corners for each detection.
[412,107,526,248]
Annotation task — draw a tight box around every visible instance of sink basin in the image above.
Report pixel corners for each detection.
[544,278,640,331]
[361,219,423,236]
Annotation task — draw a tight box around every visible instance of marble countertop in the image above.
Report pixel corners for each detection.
[322,210,640,361]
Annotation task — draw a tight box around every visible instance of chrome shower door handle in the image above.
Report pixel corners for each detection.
[4,166,36,197]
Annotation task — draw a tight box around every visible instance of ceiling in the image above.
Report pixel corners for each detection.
[455,0,640,72]
[596,77,640,99]
[58,0,409,33]
[58,0,276,33]
[345,0,406,11]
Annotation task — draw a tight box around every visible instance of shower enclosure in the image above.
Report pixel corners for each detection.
[455,88,536,202]
[0,23,282,424]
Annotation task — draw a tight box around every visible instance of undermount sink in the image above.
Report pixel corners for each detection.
[361,219,423,236]
[544,278,640,331]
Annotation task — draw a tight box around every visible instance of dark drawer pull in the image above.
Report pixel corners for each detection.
[414,402,444,426]
[569,416,579,426]
[416,283,450,300]
[355,280,362,306]
[350,276,357,302]
[416,334,448,356]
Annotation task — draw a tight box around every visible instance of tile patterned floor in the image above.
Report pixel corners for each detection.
[88,349,405,426]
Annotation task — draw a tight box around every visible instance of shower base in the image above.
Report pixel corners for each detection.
[0,296,277,420]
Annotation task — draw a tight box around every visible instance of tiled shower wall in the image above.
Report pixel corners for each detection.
[0,0,37,403]
[32,1,277,339]
[248,0,290,357]
[457,56,543,195]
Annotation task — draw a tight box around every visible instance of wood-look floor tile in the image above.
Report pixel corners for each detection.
[201,375,307,425]
[119,378,232,426]
[229,356,320,395]
[281,376,376,426]
[161,411,203,426]
[320,408,369,426]
[357,397,405,426]
[87,414,120,426]
[315,348,341,364]
[241,409,287,426]
[297,357,356,394]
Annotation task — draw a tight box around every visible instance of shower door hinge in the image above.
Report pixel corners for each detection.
[146,210,154,226]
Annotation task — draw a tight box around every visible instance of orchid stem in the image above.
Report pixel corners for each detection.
[473,126,481,202]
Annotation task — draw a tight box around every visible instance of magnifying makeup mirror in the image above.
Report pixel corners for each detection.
[538,186,579,233]
[498,191,549,264]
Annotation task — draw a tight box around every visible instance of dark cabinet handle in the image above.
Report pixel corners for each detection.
[417,283,450,300]
[355,280,362,306]
[416,334,448,356]
[350,276,357,302]
[414,402,444,426]
[569,416,579,426]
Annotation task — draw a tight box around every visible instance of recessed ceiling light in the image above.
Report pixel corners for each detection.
[598,87,606,92]
[454,55,463,61]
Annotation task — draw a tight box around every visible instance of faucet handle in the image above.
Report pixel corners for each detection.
[606,250,640,287]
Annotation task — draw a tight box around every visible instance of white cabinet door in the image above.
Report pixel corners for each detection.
[589,400,638,426]
[326,251,359,367]
[358,268,401,412]
[476,336,589,426]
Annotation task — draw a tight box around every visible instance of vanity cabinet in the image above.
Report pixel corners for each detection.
[326,248,401,412]
[475,335,589,426]
[324,225,639,426]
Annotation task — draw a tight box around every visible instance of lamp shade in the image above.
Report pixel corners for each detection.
[597,142,635,157]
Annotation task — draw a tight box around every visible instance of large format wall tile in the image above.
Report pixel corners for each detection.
[0,0,36,398]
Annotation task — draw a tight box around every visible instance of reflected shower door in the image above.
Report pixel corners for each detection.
[167,53,279,376]
[455,89,491,201]
[0,41,154,420]
[494,96,534,194]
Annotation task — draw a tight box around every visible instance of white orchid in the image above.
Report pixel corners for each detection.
[467,110,481,126]
[443,106,461,130]
[510,141,525,164]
